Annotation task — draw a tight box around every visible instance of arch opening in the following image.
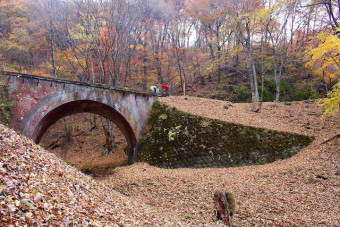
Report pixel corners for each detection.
[32,100,137,166]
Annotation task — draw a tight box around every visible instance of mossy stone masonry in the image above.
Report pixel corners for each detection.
[138,102,313,168]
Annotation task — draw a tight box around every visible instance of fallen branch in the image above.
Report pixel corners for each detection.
[319,132,340,145]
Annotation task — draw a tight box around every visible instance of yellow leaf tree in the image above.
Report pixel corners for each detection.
[320,82,340,117]
[306,31,340,116]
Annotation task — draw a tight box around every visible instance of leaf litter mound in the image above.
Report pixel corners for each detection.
[0,125,182,226]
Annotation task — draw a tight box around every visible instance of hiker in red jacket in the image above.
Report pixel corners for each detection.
[161,84,169,96]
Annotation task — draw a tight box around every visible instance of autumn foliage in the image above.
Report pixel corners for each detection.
[0,0,338,106]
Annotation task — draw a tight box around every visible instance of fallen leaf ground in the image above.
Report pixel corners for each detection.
[1,96,339,226]
[40,113,129,176]
[102,97,340,226]
[0,125,182,226]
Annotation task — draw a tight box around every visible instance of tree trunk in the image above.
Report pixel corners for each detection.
[64,116,72,148]
[275,52,285,102]
[101,117,115,156]
[217,23,221,84]
[143,42,147,91]
[50,25,57,78]
[251,56,260,102]
[245,22,259,111]
[254,32,266,113]
[89,113,97,131]
[157,55,163,84]
[214,191,235,226]
[49,0,57,78]
[208,41,215,83]
[90,49,96,83]
[322,70,328,94]
[235,39,239,66]
[247,51,259,111]
[176,46,187,95]
[275,78,280,102]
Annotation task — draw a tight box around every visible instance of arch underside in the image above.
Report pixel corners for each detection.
[22,99,138,165]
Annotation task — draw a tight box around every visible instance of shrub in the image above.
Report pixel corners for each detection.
[228,85,251,102]
[259,86,274,102]
[296,86,318,101]
[8,64,20,71]
[0,80,14,126]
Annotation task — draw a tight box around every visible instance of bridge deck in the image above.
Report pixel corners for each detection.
[0,70,153,97]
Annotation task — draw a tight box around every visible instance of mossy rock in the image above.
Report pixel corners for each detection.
[138,101,313,168]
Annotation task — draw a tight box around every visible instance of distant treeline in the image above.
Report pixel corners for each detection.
[0,0,339,106]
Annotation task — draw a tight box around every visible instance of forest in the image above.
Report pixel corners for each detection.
[0,0,339,110]
[1,1,340,225]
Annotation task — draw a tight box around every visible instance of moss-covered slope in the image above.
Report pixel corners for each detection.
[138,102,313,168]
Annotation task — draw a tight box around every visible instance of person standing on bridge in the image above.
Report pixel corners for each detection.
[161,84,169,96]
[150,85,157,95]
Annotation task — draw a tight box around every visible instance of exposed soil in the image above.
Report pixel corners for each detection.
[40,113,128,176]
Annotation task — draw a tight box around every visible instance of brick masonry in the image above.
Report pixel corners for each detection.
[0,71,156,164]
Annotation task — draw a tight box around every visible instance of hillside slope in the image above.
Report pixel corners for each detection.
[0,125,181,226]
[159,96,337,137]
[103,97,340,226]
[1,96,339,226]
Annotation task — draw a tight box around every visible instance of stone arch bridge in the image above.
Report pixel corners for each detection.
[0,71,157,164]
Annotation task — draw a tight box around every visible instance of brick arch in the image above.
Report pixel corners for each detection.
[19,91,139,164]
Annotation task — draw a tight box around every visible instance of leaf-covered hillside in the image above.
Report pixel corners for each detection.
[0,124,181,226]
